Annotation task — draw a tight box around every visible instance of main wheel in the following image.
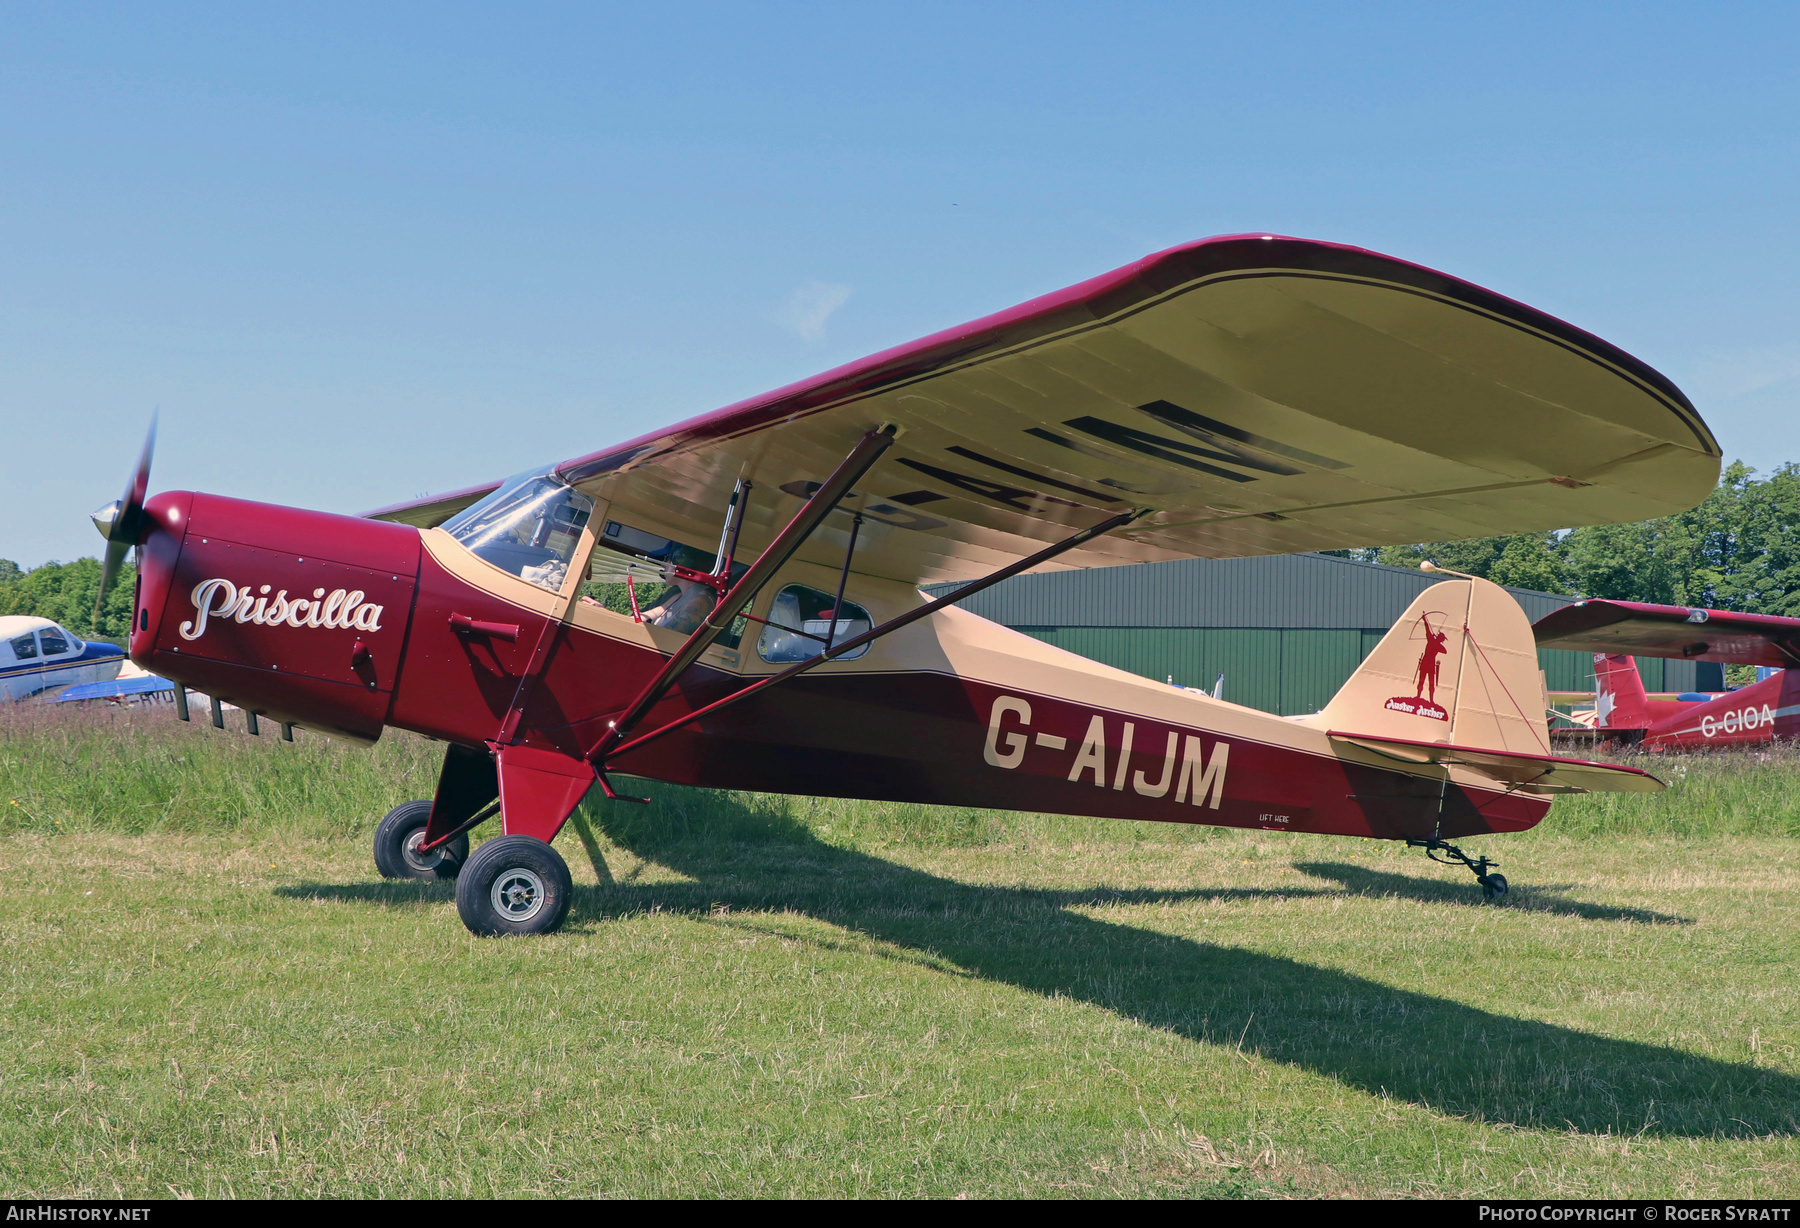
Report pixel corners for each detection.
[455,835,573,936]
[1481,873,1509,901]
[373,800,468,881]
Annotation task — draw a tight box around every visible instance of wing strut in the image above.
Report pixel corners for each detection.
[590,427,897,761]
[595,507,1143,768]
[824,513,863,652]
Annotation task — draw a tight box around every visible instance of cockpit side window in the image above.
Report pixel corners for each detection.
[10,633,38,661]
[582,520,748,647]
[441,469,595,593]
[37,627,70,656]
[756,584,872,663]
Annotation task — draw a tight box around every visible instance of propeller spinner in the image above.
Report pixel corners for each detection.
[90,413,157,630]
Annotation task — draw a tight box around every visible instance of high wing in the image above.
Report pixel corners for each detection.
[368,234,1720,585]
[1533,599,1800,667]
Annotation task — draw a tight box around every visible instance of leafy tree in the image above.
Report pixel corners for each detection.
[1710,463,1800,614]
[0,557,137,642]
[1486,532,1567,593]
[1365,535,1571,592]
[1561,519,1681,603]
[1558,461,1793,610]
[1356,460,1800,612]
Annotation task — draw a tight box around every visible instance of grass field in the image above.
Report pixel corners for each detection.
[1,705,1797,1198]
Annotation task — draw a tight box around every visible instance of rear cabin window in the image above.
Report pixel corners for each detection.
[10,634,37,660]
[757,585,872,663]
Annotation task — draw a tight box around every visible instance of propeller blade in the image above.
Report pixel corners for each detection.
[95,538,131,631]
[92,413,158,631]
[115,412,157,546]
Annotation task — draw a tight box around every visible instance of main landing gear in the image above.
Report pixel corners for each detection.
[372,802,573,935]
[455,835,573,936]
[1408,838,1509,902]
[374,801,469,881]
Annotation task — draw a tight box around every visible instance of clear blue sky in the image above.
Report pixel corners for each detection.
[5,2,1798,568]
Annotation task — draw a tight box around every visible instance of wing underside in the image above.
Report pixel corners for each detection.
[370,235,1720,586]
[1533,600,1800,668]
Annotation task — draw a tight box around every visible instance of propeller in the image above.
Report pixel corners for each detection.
[90,412,157,631]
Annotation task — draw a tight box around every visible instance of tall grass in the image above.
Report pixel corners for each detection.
[1548,745,1800,839]
[4,701,1798,842]
[0,703,439,837]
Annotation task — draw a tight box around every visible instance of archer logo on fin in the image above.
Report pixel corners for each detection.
[1384,613,1451,722]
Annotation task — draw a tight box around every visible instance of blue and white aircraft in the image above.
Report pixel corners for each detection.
[0,616,127,701]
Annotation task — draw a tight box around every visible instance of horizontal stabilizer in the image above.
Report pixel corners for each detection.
[1534,600,1800,667]
[1548,690,1724,703]
[1327,731,1665,794]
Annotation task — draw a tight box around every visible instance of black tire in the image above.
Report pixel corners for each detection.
[455,835,573,937]
[1481,873,1509,901]
[373,800,468,881]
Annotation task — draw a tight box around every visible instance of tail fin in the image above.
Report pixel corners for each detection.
[1592,653,1651,729]
[1307,576,1549,754]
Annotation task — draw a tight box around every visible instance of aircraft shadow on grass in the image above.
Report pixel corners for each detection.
[584,799,1795,1140]
[1292,862,1693,926]
[277,880,456,908]
[283,796,1795,1139]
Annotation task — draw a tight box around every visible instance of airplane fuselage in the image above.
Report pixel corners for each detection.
[0,617,125,702]
[1618,670,1800,749]
[130,490,1550,846]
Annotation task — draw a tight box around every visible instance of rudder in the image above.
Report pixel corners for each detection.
[1592,653,1652,730]
[1307,576,1549,754]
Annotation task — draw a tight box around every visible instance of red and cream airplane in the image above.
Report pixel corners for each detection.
[1534,600,1800,749]
[93,235,1721,934]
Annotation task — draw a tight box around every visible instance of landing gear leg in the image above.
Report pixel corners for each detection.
[1408,838,1508,901]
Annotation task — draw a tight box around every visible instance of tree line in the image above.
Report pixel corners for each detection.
[0,557,137,643]
[1328,461,1800,612]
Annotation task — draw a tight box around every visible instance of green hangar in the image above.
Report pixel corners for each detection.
[942,552,1722,716]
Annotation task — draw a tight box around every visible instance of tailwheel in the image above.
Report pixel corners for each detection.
[373,800,468,881]
[1407,838,1509,903]
[456,835,573,936]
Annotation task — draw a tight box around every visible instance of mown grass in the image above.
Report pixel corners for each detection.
[0,705,1796,1197]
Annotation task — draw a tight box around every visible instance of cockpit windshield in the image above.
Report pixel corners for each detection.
[441,468,595,593]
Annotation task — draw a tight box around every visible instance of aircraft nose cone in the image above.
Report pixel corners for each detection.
[91,500,122,540]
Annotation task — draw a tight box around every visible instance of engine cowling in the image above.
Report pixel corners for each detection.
[134,491,421,741]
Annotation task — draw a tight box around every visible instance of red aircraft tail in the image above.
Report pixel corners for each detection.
[1593,653,1652,729]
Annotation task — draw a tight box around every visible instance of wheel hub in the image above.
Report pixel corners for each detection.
[491,868,545,922]
[402,829,443,874]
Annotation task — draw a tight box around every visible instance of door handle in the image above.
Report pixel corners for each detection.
[450,613,521,642]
